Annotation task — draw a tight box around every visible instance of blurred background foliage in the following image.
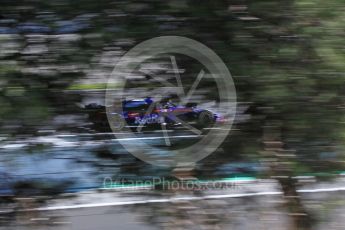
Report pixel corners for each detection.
[0,0,344,187]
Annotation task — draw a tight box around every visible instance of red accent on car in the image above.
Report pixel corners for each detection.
[128,112,140,117]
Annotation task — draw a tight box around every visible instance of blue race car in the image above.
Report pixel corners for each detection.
[85,97,221,130]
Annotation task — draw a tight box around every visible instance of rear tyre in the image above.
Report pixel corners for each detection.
[110,113,125,130]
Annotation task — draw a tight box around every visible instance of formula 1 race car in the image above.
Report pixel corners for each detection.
[85,97,220,130]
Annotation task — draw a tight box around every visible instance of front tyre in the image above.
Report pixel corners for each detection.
[197,111,215,128]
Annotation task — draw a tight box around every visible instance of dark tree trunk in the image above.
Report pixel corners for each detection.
[263,121,313,230]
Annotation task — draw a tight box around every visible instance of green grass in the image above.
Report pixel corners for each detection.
[67,83,108,90]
